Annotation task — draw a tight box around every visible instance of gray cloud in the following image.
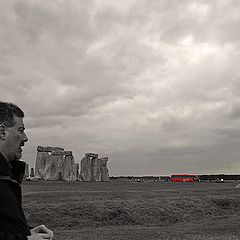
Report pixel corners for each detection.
[0,0,240,175]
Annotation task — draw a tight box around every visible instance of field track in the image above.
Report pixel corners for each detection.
[22,180,240,240]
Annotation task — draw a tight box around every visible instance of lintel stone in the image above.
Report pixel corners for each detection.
[85,153,98,158]
[37,146,64,152]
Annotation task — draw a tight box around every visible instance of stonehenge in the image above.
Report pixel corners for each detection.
[35,146,78,181]
[80,153,110,182]
[34,146,109,182]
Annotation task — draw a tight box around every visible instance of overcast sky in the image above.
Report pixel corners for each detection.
[1,0,240,176]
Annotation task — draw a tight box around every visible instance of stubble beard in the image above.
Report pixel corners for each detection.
[15,147,23,160]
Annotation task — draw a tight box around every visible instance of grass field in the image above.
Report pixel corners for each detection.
[22,180,240,240]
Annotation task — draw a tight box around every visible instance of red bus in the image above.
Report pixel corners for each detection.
[170,174,199,182]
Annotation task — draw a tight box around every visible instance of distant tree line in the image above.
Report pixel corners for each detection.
[110,176,161,181]
[110,176,135,180]
[110,175,240,182]
[198,174,240,181]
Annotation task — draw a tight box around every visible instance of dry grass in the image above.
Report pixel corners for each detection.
[22,180,240,239]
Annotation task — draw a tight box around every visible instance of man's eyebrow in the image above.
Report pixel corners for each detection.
[18,126,25,130]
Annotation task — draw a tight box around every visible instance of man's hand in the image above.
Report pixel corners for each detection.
[27,234,51,240]
[30,225,53,240]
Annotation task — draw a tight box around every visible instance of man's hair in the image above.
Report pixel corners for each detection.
[0,102,24,127]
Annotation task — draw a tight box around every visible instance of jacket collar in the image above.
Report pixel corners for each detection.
[0,152,12,176]
[0,152,26,184]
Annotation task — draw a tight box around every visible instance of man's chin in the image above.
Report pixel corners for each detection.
[15,151,23,160]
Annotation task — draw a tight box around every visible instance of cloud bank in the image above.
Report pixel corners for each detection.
[0,0,240,175]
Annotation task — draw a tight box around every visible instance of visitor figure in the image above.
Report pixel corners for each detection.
[0,102,53,240]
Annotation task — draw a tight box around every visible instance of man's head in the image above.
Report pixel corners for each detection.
[0,102,28,161]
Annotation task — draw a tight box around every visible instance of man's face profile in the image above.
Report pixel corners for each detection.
[4,116,28,161]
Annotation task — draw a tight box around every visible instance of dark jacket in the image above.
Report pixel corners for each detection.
[0,153,30,240]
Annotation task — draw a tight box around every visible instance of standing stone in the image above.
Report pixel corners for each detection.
[80,154,101,181]
[92,156,101,182]
[35,146,78,181]
[100,157,110,182]
[62,151,76,181]
[35,151,49,179]
[75,163,80,180]
[43,151,64,180]
[80,156,92,181]
[30,168,34,177]
[35,146,64,179]
[24,163,29,179]
[80,153,110,182]
[35,146,64,180]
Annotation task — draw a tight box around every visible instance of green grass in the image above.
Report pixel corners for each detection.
[22,180,240,239]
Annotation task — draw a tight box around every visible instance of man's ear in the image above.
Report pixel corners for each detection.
[0,124,7,140]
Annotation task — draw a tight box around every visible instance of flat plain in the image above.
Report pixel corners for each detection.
[22,180,240,240]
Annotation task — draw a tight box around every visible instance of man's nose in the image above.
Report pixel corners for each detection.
[23,132,28,142]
